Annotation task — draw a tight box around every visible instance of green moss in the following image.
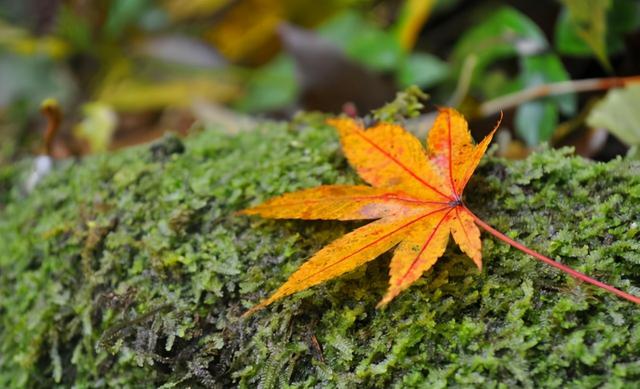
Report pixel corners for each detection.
[1,119,639,388]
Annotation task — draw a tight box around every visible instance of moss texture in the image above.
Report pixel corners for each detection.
[1,117,640,388]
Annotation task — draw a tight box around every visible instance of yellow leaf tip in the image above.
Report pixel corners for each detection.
[375,299,389,309]
[434,106,460,116]
[377,289,399,308]
[235,208,253,217]
[325,117,345,127]
[326,116,361,129]
[241,302,267,318]
[490,111,504,135]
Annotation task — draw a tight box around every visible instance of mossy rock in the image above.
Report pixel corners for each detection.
[1,118,640,388]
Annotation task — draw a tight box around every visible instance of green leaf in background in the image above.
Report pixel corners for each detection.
[520,54,576,116]
[515,100,558,146]
[103,0,152,41]
[587,85,640,156]
[316,10,363,44]
[234,55,298,113]
[0,54,75,113]
[452,7,547,84]
[396,53,449,88]
[606,0,640,42]
[557,0,611,70]
[55,5,93,52]
[347,26,403,72]
[478,70,521,100]
[520,53,577,110]
[453,7,575,146]
[319,10,403,72]
[515,54,575,146]
[555,0,640,64]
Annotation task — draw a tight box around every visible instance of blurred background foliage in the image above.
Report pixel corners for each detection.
[1,0,640,166]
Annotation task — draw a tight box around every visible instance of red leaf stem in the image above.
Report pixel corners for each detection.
[464,207,640,305]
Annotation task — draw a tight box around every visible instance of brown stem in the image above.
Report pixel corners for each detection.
[40,99,62,156]
[463,207,640,305]
[478,75,640,117]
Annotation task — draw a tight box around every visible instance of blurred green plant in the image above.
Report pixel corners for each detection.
[319,10,449,89]
[372,85,428,122]
[558,0,611,70]
[0,0,639,162]
[587,85,640,159]
[235,8,448,114]
[234,55,298,113]
[555,0,640,70]
[1,0,236,160]
[452,7,576,146]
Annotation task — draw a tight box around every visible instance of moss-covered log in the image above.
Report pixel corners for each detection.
[1,118,640,388]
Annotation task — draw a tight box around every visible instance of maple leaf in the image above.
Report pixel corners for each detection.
[242,108,640,316]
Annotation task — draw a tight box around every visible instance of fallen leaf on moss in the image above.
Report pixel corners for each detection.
[242,107,640,315]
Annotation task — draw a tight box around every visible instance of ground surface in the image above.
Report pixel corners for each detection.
[1,117,639,388]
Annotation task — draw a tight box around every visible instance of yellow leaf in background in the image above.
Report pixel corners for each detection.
[98,78,240,112]
[392,0,435,51]
[204,0,349,65]
[73,102,117,153]
[206,0,283,64]
[95,58,239,112]
[0,21,69,59]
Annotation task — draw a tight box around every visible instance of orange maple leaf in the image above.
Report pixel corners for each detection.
[242,108,640,315]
